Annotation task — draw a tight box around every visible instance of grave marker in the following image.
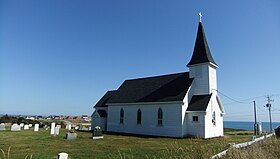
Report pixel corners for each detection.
[50,122,55,135]
[54,126,60,135]
[24,124,29,130]
[0,123,6,131]
[34,124,39,132]
[11,124,21,131]
[58,152,68,159]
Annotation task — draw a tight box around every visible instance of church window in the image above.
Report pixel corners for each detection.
[212,111,216,126]
[158,108,163,126]
[193,116,198,122]
[137,109,142,125]
[120,108,124,124]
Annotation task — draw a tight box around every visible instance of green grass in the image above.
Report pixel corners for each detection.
[0,129,254,159]
[223,137,280,159]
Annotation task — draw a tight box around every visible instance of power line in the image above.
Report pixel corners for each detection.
[212,89,252,104]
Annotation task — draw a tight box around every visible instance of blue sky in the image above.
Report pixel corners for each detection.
[0,0,280,122]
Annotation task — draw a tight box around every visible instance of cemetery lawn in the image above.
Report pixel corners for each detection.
[0,129,253,159]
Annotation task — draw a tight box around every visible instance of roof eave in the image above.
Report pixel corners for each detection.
[107,100,184,106]
[187,62,218,68]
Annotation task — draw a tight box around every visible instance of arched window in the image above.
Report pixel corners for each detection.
[120,108,124,124]
[137,109,142,125]
[158,108,163,126]
[212,111,216,126]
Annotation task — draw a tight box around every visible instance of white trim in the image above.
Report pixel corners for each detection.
[188,62,218,68]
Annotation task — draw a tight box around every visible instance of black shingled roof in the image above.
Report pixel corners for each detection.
[187,22,217,66]
[94,90,117,108]
[187,94,212,111]
[107,72,193,104]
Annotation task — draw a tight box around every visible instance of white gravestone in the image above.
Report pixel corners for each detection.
[28,124,32,128]
[0,123,6,130]
[66,124,71,130]
[50,122,56,135]
[34,124,39,132]
[54,127,60,135]
[20,123,24,128]
[56,125,61,129]
[24,124,29,130]
[11,124,21,131]
[58,152,68,159]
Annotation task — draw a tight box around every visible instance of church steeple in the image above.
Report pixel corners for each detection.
[187,15,217,67]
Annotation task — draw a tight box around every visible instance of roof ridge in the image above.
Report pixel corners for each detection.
[125,72,188,82]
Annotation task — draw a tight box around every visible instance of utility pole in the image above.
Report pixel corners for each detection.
[265,96,273,132]
[253,101,257,135]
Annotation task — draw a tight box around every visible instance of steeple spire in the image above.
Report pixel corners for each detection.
[187,14,217,67]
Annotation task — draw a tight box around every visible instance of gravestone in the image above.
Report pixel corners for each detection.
[66,124,71,130]
[92,126,103,139]
[28,124,33,128]
[66,132,77,140]
[20,123,24,128]
[11,124,21,131]
[34,124,39,132]
[24,124,29,130]
[0,123,6,131]
[56,125,61,129]
[58,152,68,159]
[50,122,56,135]
[54,127,60,135]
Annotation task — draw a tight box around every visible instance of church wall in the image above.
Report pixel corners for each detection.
[91,107,108,131]
[107,103,184,137]
[204,95,224,138]
[189,64,211,96]
[184,112,205,137]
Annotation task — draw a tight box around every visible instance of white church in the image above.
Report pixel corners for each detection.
[91,17,225,138]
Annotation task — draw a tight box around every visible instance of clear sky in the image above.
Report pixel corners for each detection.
[1,0,280,122]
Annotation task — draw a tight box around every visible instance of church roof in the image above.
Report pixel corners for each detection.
[107,72,193,104]
[187,94,212,111]
[187,22,217,66]
[94,90,117,108]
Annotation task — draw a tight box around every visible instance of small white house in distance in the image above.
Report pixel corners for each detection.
[91,19,225,138]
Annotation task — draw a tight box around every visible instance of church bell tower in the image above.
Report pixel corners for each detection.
[187,13,218,96]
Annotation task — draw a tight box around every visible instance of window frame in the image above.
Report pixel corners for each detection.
[157,108,163,126]
[120,108,124,124]
[192,116,199,122]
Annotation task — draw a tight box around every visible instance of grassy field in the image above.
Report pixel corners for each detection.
[0,128,258,159]
[223,137,280,159]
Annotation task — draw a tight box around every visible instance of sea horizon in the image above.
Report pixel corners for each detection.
[224,121,280,131]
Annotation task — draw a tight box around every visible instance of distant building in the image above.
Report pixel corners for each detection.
[91,18,225,138]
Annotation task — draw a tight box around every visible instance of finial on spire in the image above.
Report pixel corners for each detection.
[198,12,202,22]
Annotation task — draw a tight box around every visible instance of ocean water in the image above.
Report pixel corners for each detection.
[224,121,280,130]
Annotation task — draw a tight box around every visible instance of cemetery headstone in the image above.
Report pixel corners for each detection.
[34,124,39,132]
[58,152,68,159]
[50,122,55,135]
[54,127,60,135]
[56,125,61,129]
[92,126,103,139]
[24,124,29,130]
[11,124,21,131]
[66,131,77,140]
[28,124,33,128]
[0,123,6,131]
[20,123,24,128]
[66,124,71,130]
